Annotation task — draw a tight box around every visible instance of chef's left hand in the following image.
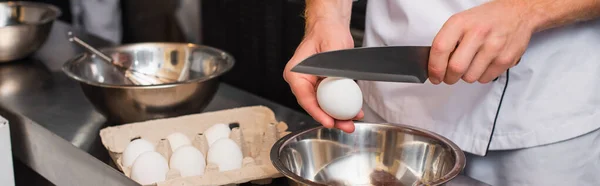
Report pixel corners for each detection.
[428,0,534,85]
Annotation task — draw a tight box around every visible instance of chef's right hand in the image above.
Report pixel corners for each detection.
[283,18,363,133]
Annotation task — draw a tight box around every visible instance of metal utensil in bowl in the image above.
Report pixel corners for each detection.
[67,32,175,85]
[271,122,466,186]
[62,43,234,124]
[0,1,61,62]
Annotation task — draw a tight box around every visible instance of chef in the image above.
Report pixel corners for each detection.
[70,0,122,44]
[283,0,600,185]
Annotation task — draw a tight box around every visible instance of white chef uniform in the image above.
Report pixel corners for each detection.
[70,0,201,45]
[70,0,122,44]
[358,0,600,185]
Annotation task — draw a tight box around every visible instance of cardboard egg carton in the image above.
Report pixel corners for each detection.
[99,106,291,186]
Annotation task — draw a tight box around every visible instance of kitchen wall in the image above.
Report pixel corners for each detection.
[201,0,305,111]
[121,0,187,43]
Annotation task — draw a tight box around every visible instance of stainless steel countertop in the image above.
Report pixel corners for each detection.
[0,21,489,186]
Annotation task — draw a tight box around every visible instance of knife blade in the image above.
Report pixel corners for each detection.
[291,46,431,83]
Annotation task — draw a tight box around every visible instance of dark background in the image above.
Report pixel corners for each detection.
[199,0,367,112]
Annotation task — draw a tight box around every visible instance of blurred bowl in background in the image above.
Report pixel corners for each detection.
[271,122,465,186]
[0,1,61,62]
[62,43,234,124]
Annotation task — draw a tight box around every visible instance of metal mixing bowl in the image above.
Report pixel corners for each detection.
[271,122,465,186]
[62,43,234,124]
[0,1,61,62]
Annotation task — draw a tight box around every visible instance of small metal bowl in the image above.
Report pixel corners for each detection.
[271,122,465,186]
[62,43,234,124]
[0,1,61,62]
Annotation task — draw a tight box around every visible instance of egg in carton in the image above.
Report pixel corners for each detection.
[99,106,291,186]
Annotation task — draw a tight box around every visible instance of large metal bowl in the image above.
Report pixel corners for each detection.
[0,1,61,62]
[62,43,234,124]
[271,122,465,186]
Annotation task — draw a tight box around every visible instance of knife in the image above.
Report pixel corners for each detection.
[291,46,431,83]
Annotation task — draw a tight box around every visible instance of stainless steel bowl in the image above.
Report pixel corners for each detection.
[0,1,61,62]
[271,122,465,186]
[62,43,234,124]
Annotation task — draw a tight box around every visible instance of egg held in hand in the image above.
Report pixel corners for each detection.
[121,138,155,167]
[316,77,363,120]
[130,151,169,185]
[169,145,206,177]
[207,138,243,172]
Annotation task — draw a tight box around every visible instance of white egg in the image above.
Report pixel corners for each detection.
[121,138,155,168]
[316,77,363,120]
[130,151,169,185]
[166,132,191,152]
[204,124,231,147]
[206,138,243,172]
[169,145,206,177]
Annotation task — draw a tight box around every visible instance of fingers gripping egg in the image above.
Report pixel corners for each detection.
[316,77,363,120]
[207,138,243,172]
[166,132,192,152]
[169,145,206,177]
[130,151,169,185]
[122,139,155,167]
[204,124,231,147]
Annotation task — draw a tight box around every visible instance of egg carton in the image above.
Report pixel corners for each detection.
[99,106,291,186]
